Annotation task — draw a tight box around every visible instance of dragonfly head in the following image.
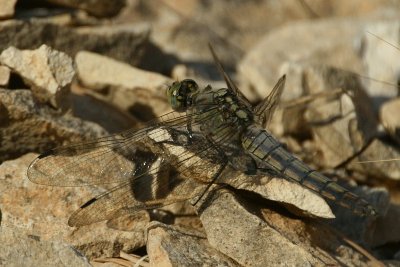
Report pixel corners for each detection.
[167,79,199,112]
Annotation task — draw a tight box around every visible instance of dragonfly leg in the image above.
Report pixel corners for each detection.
[192,159,228,206]
[192,130,231,206]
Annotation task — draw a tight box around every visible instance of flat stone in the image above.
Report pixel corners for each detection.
[0,0,17,19]
[0,45,74,108]
[0,65,10,87]
[76,51,170,91]
[146,222,239,267]
[75,51,172,117]
[223,173,335,219]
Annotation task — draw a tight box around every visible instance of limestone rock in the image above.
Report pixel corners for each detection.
[75,51,172,117]
[76,51,170,91]
[0,45,75,108]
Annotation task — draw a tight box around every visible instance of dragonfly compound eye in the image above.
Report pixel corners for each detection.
[167,79,199,112]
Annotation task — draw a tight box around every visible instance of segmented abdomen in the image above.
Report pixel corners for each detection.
[241,125,376,216]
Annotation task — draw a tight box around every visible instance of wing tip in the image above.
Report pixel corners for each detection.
[67,198,98,227]
[68,216,82,227]
[38,149,55,159]
[80,197,98,209]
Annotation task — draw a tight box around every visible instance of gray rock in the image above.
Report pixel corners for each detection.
[0,65,10,87]
[0,0,16,19]
[0,153,148,260]
[146,222,239,267]
[0,226,91,267]
[45,0,126,17]
[0,45,75,108]
[0,88,106,161]
[199,189,373,267]
[75,51,172,118]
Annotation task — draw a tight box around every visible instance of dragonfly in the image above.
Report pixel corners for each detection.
[27,45,377,227]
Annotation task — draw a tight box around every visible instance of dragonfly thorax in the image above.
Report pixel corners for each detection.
[214,88,253,125]
[190,87,254,144]
[167,79,199,112]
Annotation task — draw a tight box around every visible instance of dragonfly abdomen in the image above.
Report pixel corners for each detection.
[241,125,376,216]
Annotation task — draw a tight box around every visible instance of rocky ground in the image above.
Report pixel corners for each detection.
[1,0,400,266]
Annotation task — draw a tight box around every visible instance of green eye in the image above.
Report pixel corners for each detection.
[167,79,199,112]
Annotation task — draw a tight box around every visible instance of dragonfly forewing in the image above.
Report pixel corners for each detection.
[28,111,228,226]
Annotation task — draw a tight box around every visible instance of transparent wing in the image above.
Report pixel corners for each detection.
[253,75,286,128]
[68,126,225,226]
[27,108,227,226]
[27,111,189,186]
